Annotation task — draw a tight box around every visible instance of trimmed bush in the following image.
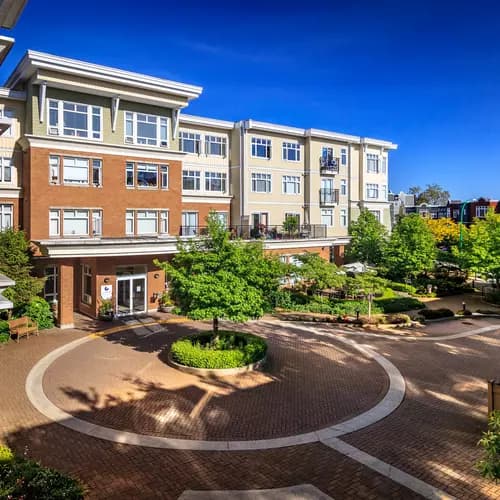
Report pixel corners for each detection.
[375,297,425,313]
[420,308,454,319]
[385,313,411,324]
[0,320,9,344]
[388,282,417,294]
[171,331,267,369]
[0,445,84,499]
[22,297,54,330]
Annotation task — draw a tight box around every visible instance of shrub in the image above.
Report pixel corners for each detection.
[388,281,417,294]
[0,446,84,499]
[330,299,382,316]
[171,331,267,369]
[385,313,411,324]
[22,297,54,330]
[486,291,500,305]
[420,308,454,319]
[0,320,9,344]
[375,297,425,313]
[476,410,500,481]
[456,309,473,316]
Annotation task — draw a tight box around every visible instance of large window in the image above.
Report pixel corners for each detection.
[137,164,158,188]
[205,135,227,156]
[49,155,102,186]
[179,131,201,153]
[369,210,381,223]
[82,264,92,305]
[251,138,271,159]
[282,175,300,194]
[43,266,58,303]
[0,204,12,230]
[63,157,89,185]
[125,162,168,189]
[367,153,379,173]
[126,209,169,236]
[0,158,11,183]
[48,99,102,140]
[476,206,489,218]
[321,209,333,227]
[136,210,158,234]
[205,172,227,192]
[251,173,272,193]
[63,209,89,236]
[182,170,201,190]
[282,142,300,161]
[125,111,168,146]
[49,208,101,237]
[182,212,198,236]
[366,183,379,199]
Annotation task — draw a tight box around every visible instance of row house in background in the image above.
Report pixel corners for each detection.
[3,50,397,327]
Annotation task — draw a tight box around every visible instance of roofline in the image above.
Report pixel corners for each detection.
[243,119,305,137]
[5,50,203,100]
[0,0,27,29]
[0,86,25,100]
[306,127,361,144]
[180,113,234,130]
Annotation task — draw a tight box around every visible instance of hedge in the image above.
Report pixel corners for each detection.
[375,297,425,313]
[0,320,9,344]
[171,331,267,369]
[420,308,454,319]
[0,445,84,499]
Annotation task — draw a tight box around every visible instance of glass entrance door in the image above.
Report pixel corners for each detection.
[116,275,146,316]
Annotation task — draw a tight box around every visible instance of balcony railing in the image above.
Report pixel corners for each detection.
[179,224,327,240]
[319,156,340,175]
[319,188,339,206]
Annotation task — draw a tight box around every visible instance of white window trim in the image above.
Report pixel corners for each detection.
[282,175,301,195]
[182,169,201,191]
[321,209,334,227]
[124,111,169,147]
[205,134,227,157]
[0,203,13,231]
[251,137,272,159]
[282,142,301,162]
[251,172,272,193]
[179,130,202,154]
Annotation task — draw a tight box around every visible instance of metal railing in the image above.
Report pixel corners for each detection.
[320,156,340,174]
[179,224,327,240]
[319,188,339,206]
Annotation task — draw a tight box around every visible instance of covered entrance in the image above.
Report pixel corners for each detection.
[116,273,147,316]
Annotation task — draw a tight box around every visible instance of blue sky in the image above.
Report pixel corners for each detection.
[2,0,499,200]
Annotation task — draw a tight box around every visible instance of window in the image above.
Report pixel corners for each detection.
[48,99,102,140]
[126,162,134,187]
[251,137,271,159]
[160,211,169,234]
[341,148,347,166]
[321,209,333,226]
[92,159,102,186]
[215,212,228,228]
[125,210,134,235]
[92,210,102,236]
[63,209,89,236]
[125,111,168,146]
[205,135,227,156]
[49,156,60,184]
[285,212,300,226]
[366,183,379,199]
[282,142,300,161]
[82,264,92,304]
[367,153,379,173]
[179,131,201,153]
[476,206,489,218]
[182,212,198,236]
[1,108,15,137]
[251,173,272,193]
[182,170,201,190]
[49,209,60,236]
[136,163,158,188]
[340,179,347,196]
[160,165,169,189]
[43,266,58,303]
[369,210,381,222]
[382,156,387,174]
[0,204,12,230]
[205,172,227,192]
[136,210,158,234]
[63,157,89,185]
[0,158,11,182]
[340,208,347,227]
[381,185,387,201]
[282,175,301,194]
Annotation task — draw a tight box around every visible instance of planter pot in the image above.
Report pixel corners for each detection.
[98,312,114,321]
[159,305,175,313]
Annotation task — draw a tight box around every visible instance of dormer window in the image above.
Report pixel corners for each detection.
[125,111,168,147]
[48,99,102,140]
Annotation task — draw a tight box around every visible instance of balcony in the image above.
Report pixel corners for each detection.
[179,224,328,240]
[319,156,340,175]
[319,188,339,206]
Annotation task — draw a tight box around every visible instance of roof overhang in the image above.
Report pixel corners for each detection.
[244,119,305,138]
[306,128,360,144]
[6,51,203,108]
[0,0,27,28]
[180,114,234,130]
[0,35,14,66]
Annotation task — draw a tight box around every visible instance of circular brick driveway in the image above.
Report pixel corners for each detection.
[42,321,388,441]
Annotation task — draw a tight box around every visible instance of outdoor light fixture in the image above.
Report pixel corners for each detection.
[103,277,110,284]
[154,273,160,279]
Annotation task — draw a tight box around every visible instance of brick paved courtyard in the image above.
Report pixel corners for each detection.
[1,317,500,499]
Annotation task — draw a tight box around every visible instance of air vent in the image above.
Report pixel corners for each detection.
[48,127,59,135]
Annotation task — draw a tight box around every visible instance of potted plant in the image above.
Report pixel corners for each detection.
[98,299,114,321]
[158,291,174,313]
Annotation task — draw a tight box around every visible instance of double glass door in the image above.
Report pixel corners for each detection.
[116,275,146,316]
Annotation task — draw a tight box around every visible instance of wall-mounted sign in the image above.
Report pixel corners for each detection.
[101,284,112,300]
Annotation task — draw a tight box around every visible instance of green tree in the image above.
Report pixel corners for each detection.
[0,229,44,309]
[383,214,437,281]
[293,253,345,293]
[463,210,500,284]
[155,212,285,333]
[410,183,450,205]
[346,210,387,265]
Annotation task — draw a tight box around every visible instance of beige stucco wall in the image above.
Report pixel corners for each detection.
[0,97,24,190]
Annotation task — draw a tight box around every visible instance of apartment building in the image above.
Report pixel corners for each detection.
[2,50,397,326]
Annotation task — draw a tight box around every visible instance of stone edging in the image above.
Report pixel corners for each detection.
[167,352,267,377]
[25,322,405,451]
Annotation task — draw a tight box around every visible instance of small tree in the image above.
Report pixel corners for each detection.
[410,183,450,205]
[283,215,299,233]
[383,214,437,282]
[0,229,44,309]
[426,217,460,247]
[155,212,285,334]
[292,253,345,293]
[346,210,387,265]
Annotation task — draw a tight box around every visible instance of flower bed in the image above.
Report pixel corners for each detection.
[170,331,267,369]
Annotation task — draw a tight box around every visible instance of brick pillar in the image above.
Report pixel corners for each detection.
[58,262,75,329]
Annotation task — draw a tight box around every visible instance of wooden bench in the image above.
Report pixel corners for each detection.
[7,317,38,343]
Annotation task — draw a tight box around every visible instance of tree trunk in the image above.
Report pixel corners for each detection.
[213,316,219,333]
